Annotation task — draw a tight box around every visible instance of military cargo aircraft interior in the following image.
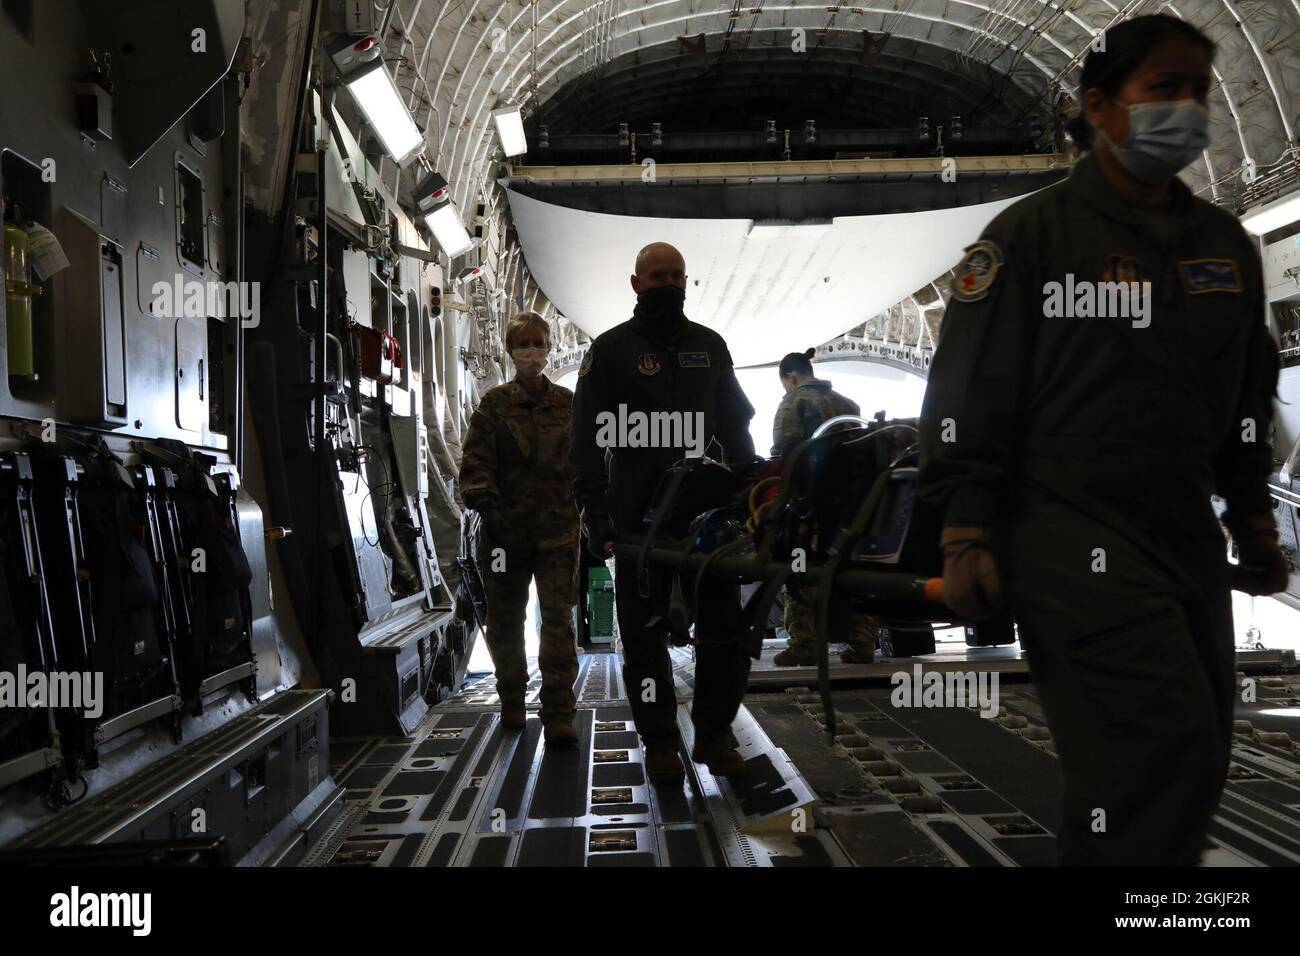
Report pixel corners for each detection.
[2,0,1300,929]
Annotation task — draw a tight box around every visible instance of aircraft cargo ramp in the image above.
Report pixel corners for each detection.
[300,645,1300,868]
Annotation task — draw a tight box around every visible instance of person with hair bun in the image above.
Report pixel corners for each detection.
[771,348,861,457]
[770,348,879,666]
[459,311,581,747]
[919,14,1285,865]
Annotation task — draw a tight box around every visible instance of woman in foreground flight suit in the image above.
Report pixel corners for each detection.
[919,14,1288,865]
[459,312,581,746]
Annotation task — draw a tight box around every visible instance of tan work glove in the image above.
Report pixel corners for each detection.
[1229,514,1291,596]
[940,526,1005,621]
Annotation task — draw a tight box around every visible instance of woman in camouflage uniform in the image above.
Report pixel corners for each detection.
[459,313,581,746]
[770,349,879,666]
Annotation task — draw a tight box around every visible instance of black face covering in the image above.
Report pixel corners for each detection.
[632,284,687,343]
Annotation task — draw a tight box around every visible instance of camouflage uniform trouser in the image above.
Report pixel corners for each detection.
[479,537,579,720]
[783,581,879,652]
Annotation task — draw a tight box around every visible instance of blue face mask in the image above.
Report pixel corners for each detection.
[1102,99,1210,183]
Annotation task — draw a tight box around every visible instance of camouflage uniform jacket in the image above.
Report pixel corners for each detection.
[771,379,861,457]
[459,376,580,547]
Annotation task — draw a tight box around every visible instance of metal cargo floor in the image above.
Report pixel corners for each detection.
[301,647,1300,867]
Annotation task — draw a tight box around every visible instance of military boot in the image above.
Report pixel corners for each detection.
[772,643,817,667]
[500,697,526,730]
[543,716,578,747]
[840,643,875,665]
[691,735,746,777]
[644,742,685,783]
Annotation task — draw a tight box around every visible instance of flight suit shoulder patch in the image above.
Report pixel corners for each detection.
[1179,258,1242,295]
[578,351,593,377]
[951,240,1004,303]
[678,351,711,368]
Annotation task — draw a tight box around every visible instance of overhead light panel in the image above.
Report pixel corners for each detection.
[425,202,474,259]
[1241,190,1300,237]
[458,266,484,284]
[412,168,473,258]
[348,62,423,163]
[331,36,423,165]
[413,171,451,217]
[492,105,528,157]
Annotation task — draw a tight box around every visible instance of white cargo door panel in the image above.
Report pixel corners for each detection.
[175,316,205,431]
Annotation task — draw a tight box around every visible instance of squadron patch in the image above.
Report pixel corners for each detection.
[637,353,662,375]
[1102,254,1149,284]
[951,241,1003,303]
[1179,258,1242,295]
[678,351,711,368]
[578,351,593,377]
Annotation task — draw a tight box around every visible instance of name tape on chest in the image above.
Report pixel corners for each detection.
[678,351,711,368]
[951,240,1004,303]
[1179,258,1242,295]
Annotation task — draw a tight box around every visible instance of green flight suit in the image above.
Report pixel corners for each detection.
[919,152,1280,865]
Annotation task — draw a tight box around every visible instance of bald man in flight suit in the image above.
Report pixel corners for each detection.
[570,242,757,783]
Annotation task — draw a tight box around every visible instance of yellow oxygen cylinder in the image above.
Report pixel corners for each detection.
[3,205,41,379]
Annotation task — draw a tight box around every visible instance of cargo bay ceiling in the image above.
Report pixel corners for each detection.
[344,0,1299,364]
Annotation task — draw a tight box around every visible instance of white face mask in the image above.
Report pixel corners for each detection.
[511,346,548,377]
[1101,99,1210,183]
